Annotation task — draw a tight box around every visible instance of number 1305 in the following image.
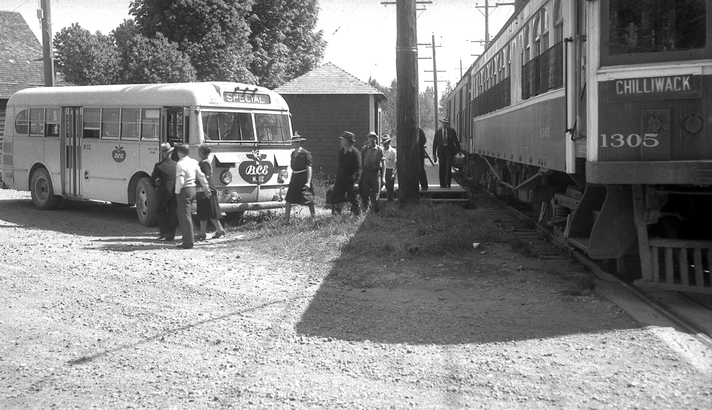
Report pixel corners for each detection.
[600,133,660,148]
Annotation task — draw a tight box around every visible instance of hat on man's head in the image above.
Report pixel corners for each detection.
[290,132,306,142]
[439,117,450,124]
[340,131,356,143]
[160,142,172,153]
[381,134,391,144]
[367,132,379,140]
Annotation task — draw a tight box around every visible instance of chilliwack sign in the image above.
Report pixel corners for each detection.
[609,74,700,100]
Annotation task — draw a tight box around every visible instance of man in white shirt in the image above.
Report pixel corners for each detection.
[174,143,210,249]
[382,134,397,202]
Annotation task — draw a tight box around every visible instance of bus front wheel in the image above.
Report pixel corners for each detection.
[135,177,158,227]
[30,168,61,210]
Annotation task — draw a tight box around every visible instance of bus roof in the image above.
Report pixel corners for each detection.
[7,82,290,111]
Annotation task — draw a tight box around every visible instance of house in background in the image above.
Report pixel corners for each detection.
[0,11,44,137]
[0,11,44,186]
[275,62,386,177]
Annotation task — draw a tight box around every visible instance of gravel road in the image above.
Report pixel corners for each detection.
[0,188,710,409]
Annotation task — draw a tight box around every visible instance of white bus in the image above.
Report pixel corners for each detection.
[1,82,294,225]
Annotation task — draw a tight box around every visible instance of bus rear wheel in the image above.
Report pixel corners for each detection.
[135,177,158,227]
[30,168,61,210]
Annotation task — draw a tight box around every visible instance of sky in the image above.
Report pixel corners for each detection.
[1,0,514,91]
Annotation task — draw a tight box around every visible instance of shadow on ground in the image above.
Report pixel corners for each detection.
[294,213,640,345]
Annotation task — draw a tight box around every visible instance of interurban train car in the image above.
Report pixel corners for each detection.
[445,0,711,293]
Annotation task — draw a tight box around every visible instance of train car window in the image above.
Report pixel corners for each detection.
[524,25,531,63]
[541,9,549,51]
[604,0,707,64]
[554,0,563,44]
[534,15,541,56]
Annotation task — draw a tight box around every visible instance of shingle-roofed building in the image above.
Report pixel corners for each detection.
[0,11,44,100]
[0,11,44,185]
[275,62,386,176]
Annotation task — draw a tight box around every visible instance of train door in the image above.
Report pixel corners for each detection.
[61,107,82,198]
[564,0,588,174]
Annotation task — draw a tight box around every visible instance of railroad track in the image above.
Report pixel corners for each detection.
[453,172,712,347]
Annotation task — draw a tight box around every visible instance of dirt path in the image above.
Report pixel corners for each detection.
[0,189,710,409]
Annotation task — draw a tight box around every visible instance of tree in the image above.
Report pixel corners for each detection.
[130,0,256,83]
[418,86,435,131]
[113,21,196,84]
[249,0,326,88]
[439,81,453,119]
[53,21,196,85]
[54,24,120,85]
[369,78,397,136]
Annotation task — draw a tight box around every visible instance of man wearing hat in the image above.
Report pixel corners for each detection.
[150,143,178,241]
[360,132,385,212]
[432,117,461,188]
[382,134,397,201]
[329,131,361,215]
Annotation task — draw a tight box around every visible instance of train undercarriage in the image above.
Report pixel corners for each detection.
[459,153,712,294]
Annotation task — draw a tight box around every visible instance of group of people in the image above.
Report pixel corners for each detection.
[150,143,225,250]
[324,118,461,215]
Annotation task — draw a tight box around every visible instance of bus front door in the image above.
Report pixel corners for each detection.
[61,107,82,198]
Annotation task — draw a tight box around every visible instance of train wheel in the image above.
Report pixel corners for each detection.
[30,168,61,210]
[135,177,158,227]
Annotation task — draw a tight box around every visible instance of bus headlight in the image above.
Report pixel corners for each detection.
[220,169,233,185]
[278,169,289,183]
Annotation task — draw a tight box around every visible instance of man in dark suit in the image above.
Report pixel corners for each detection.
[329,131,362,215]
[150,143,178,241]
[432,118,461,188]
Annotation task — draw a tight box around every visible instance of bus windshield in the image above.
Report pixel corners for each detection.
[201,111,291,142]
[607,0,707,56]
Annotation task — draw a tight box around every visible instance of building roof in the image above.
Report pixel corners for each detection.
[0,11,44,99]
[275,62,385,98]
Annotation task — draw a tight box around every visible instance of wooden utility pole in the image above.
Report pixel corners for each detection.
[40,0,55,86]
[475,0,516,49]
[395,0,420,204]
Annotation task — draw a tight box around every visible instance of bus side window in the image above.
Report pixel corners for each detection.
[141,108,160,140]
[102,108,120,139]
[29,108,44,137]
[15,109,29,136]
[121,108,140,140]
[45,108,60,137]
[83,108,101,139]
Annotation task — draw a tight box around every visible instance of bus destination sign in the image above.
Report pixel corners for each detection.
[223,92,271,105]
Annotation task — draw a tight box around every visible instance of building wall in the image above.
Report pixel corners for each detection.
[283,94,373,177]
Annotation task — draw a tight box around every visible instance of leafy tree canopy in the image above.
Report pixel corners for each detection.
[54,24,120,85]
[249,0,326,88]
[130,0,255,83]
[52,0,326,87]
[53,20,196,85]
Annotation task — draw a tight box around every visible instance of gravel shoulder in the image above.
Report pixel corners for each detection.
[0,188,711,409]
